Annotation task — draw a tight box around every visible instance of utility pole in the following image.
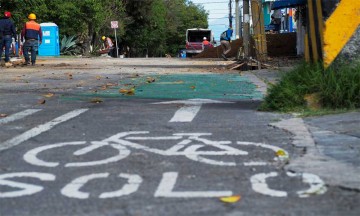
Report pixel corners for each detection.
[235,0,240,39]
[229,0,233,27]
[243,0,250,60]
[251,0,267,62]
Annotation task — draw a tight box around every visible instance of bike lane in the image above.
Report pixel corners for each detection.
[64,73,263,100]
[0,72,351,216]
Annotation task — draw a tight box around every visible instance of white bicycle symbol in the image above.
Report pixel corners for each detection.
[2,132,326,199]
[24,131,289,168]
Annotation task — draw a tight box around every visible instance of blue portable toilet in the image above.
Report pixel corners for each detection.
[38,23,60,56]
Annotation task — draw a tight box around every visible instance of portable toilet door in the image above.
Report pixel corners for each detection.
[38,23,60,56]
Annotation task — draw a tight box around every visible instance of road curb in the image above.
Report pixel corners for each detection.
[270,118,360,190]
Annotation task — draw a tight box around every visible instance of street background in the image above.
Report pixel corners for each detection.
[0,57,359,216]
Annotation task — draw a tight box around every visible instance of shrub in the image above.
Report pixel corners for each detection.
[321,63,360,109]
[260,62,360,112]
[60,35,80,55]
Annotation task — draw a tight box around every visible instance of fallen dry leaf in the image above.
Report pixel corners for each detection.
[90,98,103,103]
[119,88,135,95]
[146,77,156,83]
[38,99,46,104]
[0,114,8,118]
[276,150,286,157]
[96,76,102,80]
[219,195,241,203]
[275,149,289,162]
[106,83,118,87]
[66,73,73,80]
[43,93,54,98]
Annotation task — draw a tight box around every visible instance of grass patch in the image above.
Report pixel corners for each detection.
[260,62,360,113]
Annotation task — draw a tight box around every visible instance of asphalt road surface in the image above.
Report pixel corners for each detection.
[0,58,359,216]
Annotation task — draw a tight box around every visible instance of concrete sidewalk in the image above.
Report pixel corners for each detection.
[250,69,360,191]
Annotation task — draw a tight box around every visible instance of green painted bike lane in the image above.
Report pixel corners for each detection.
[65,74,263,101]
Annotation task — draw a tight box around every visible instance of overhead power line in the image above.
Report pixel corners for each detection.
[194,1,229,4]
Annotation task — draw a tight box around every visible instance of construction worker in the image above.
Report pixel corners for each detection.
[220,27,233,60]
[101,36,114,56]
[202,37,211,50]
[21,13,42,66]
[0,11,17,64]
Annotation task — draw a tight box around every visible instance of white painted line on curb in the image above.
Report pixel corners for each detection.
[0,109,41,125]
[0,109,89,152]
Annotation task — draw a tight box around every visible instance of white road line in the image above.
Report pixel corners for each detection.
[0,109,41,125]
[0,109,89,152]
[154,172,233,198]
[61,173,142,199]
[153,99,234,123]
[0,172,56,198]
[250,172,288,197]
[170,105,201,122]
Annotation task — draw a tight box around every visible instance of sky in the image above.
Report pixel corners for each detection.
[191,0,235,42]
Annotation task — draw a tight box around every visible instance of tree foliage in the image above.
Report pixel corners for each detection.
[0,0,208,56]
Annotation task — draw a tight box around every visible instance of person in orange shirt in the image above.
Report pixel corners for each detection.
[202,37,210,50]
[21,13,42,66]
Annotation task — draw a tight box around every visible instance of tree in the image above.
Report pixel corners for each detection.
[40,0,125,54]
[122,0,208,56]
[164,0,208,55]
[0,0,207,56]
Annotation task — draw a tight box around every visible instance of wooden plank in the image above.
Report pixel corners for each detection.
[229,63,245,70]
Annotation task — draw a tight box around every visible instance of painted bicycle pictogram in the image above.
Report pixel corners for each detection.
[23,131,289,168]
[0,132,327,199]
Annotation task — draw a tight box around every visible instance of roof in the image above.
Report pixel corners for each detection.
[271,0,306,10]
[40,23,58,27]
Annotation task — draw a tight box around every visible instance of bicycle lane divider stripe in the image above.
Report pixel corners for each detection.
[152,99,234,123]
[0,109,42,125]
[170,105,201,122]
[0,109,89,152]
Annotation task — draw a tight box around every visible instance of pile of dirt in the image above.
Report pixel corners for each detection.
[267,33,297,57]
[194,38,245,59]
[194,33,297,59]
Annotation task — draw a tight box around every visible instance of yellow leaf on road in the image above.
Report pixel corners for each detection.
[219,195,241,203]
[43,93,54,98]
[276,150,286,157]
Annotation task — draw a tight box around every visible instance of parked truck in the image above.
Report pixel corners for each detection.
[185,28,214,56]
